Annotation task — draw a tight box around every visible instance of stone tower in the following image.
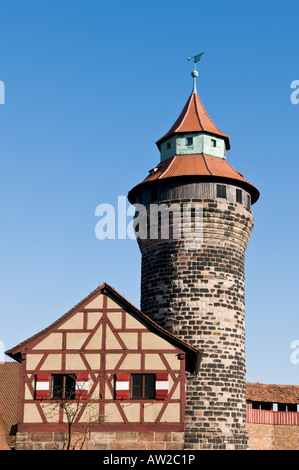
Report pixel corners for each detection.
[128,68,259,450]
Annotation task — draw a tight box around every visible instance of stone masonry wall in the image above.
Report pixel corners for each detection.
[15,425,299,450]
[137,186,254,450]
[15,431,184,450]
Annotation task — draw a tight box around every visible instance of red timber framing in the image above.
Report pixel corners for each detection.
[6,283,201,434]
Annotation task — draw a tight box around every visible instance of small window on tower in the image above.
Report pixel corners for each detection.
[246,194,251,210]
[236,189,242,204]
[166,141,171,150]
[186,137,193,146]
[216,184,226,199]
[211,139,217,147]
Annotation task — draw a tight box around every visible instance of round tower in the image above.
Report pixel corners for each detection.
[128,67,259,450]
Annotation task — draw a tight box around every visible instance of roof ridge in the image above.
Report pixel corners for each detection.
[202,153,213,176]
[160,155,176,179]
[194,93,225,135]
[176,93,195,132]
[193,93,205,130]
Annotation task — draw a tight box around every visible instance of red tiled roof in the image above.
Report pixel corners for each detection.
[156,92,230,150]
[0,362,21,448]
[246,383,299,404]
[129,153,259,204]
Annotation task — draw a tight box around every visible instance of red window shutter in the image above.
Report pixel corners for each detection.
[115,373,130,400]
[155,373,168,399]
[35,373,50,400]
[75,373,89,399]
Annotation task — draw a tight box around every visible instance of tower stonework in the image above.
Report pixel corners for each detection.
[128,84,259,450]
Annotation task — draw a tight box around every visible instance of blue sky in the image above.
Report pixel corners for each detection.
[0,0,298,385]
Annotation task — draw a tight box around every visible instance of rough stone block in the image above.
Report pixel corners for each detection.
[137,432,155,441]
[28,432,53,442]
[114,431,137,441]
[154,432,172,442]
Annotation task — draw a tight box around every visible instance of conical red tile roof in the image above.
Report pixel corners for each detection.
[128,90,259,205]
[156,92,230,150]
[128,154,259,204]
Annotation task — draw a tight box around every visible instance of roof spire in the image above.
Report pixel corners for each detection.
[191,69,198,93]
[188,52,204,94]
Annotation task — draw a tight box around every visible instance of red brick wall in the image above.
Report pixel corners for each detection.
[247,423,299,450]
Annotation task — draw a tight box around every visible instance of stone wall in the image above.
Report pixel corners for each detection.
[137,186,254,450]
[15,431,184,450]
[89,431,184,450]
[15,426,299,450]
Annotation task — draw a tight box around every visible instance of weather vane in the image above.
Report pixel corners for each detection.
[188,52,204,93]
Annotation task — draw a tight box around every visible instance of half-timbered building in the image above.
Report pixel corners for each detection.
[5,283,201,450]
